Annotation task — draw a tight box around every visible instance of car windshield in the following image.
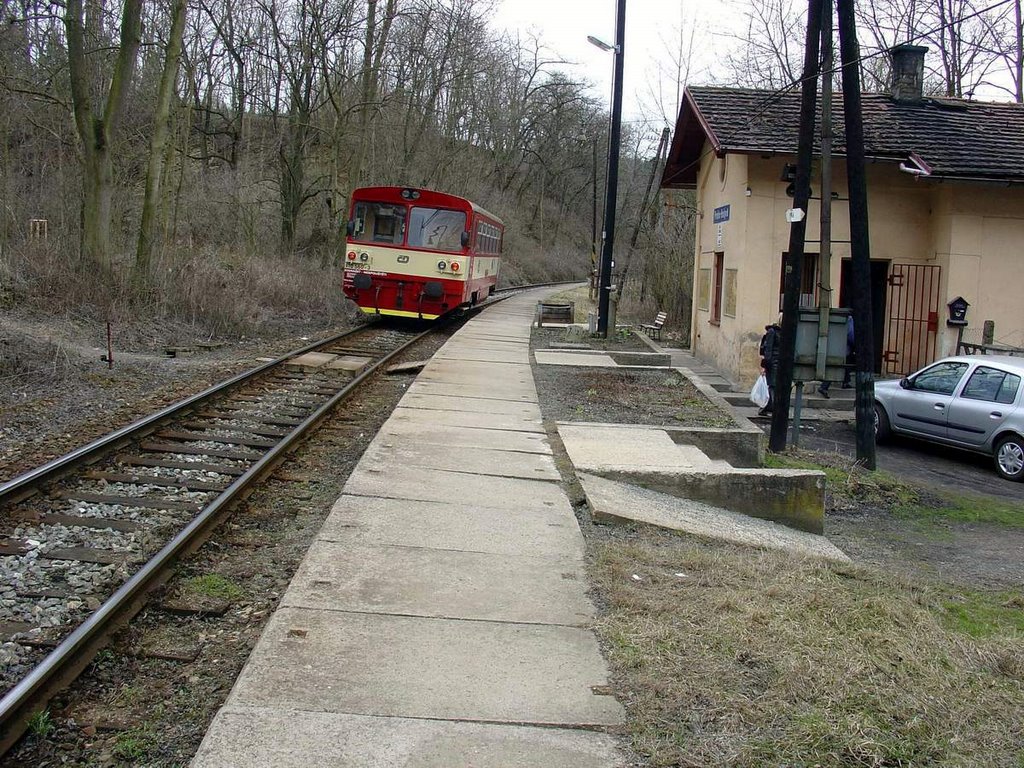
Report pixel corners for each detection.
[911,361,969,395]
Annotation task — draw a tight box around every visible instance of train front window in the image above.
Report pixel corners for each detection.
[408,207,466,252]
[351,202,406,245]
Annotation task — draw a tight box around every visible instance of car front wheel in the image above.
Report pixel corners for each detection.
[874,403,892,444]
[994,434,1024,482]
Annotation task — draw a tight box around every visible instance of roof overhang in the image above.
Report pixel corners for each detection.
[660,89,720,189]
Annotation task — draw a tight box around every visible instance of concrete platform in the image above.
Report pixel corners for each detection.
[318,496,584,559]
[192,707,624,768]
[193,289,623,767]
[345,464,570,510]
[376,420,551,453]
[579,472,848,562]
[228,608,624,726]
[399,391,541,417]
[283,539,593,625]
[389,403,545,433]
[361,440,560,481]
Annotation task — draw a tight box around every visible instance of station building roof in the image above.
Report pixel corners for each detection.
[661,85,1024,189]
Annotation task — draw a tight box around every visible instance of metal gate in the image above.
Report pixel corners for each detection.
[883,263,941,375]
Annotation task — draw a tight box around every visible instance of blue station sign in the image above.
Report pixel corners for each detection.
[713,205,731,224]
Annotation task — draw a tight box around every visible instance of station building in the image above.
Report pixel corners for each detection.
[661,45,1024,385]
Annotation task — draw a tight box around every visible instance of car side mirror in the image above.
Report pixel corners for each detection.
[899,377,910,389]
[461,231,470,247]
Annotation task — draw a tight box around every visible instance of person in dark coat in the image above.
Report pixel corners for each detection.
[758,321,781,416]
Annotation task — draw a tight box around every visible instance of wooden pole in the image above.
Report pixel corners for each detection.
[837,0,877,469]
[769,0,822,452]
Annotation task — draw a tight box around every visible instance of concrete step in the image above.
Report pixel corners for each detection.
[578,473,847,562]
[558,423,825,534]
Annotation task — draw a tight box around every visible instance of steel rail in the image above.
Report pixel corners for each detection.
[0,323,435,753]
[0,327,370,505]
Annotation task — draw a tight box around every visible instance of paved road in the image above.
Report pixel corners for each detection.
[780,420,1024,503]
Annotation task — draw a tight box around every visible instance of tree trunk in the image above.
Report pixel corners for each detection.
[65,0,143,271]
[136,0,187,275]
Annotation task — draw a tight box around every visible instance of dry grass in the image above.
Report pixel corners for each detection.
[590,531,1024,767]
[2,241,352,339]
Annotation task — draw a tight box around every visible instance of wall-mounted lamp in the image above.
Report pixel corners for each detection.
[745,187,752,196]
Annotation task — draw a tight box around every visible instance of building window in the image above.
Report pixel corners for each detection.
[778,252,819,310]
[724,269,738,317]
[698,268,711,311]
[711,252,725,324]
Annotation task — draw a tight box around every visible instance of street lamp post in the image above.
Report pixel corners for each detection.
[590,0,625,337]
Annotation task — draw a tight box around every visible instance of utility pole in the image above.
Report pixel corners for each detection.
[837,0,877,469]
[816,0,834,389]
[597,0,626,337]
[769,0,822,452]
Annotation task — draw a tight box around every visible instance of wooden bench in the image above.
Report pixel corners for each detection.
[639,311,667,340]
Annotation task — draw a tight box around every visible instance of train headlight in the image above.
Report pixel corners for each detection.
[450,262,460,272]
[347,251,356,261]
[359,252,369,261]
[437,260,448,271]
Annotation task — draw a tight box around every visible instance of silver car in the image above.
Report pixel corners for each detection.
[874,354,1024,482]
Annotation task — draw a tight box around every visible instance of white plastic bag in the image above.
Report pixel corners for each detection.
[750,374,770,408]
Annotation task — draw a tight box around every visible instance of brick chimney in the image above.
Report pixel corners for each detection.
[890,44,928,103]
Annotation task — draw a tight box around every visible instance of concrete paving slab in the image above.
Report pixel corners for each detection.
[399,392,541,418]
[328,355,372,373]
[579,472,848,562]
[362,440,560,480]
[416,370,537,396]
[283,540,593,625]
[230,608,624,727]
[375,421,551,453]
[389,404,545,433]
[559,423,711,473]
[287,351,337,370]
[345,464,568,510]
[319,496,584,559]
[534,351,618,367]
[435,347,531,364]
[192,706,625,768]
[407,380,536,402]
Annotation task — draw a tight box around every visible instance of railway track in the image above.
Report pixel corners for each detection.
[0,316,458,754]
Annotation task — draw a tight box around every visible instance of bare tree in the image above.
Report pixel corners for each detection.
[65,0,143,270]
[137,0,188,272]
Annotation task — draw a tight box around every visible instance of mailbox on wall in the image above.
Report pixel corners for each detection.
[947,296,969,326]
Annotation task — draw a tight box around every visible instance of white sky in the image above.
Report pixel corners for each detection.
[492,0,734,136]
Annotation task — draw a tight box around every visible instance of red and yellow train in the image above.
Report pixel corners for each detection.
[341,186,504,319]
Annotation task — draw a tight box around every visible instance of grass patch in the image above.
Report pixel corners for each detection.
[26,710,53,739]
[766,450,1024,528]
[182,573,244,602]
[112,726,156,761]
[941,591,1024,638]
[590,531,1024,766]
